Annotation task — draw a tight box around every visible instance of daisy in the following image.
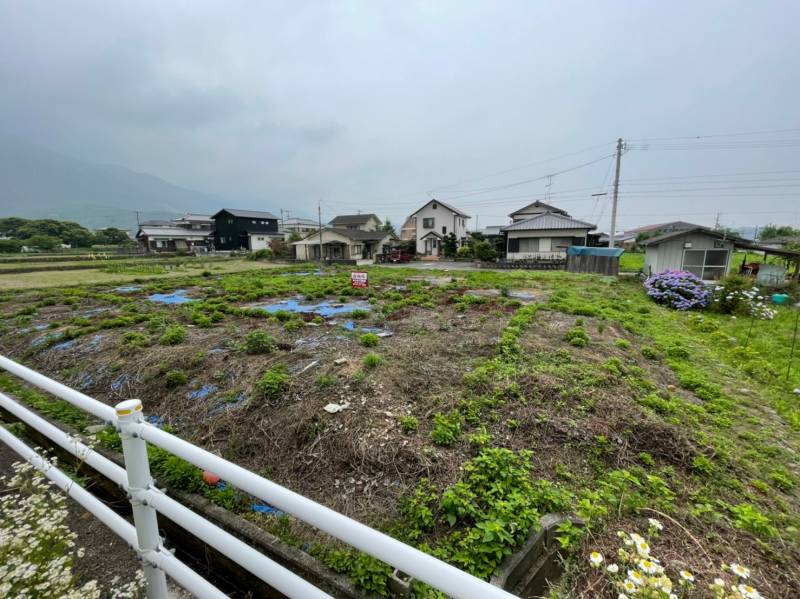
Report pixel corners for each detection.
[679,570,694,583]
[712,577,726,587]
[628,569,645,586]
[622,579,637,594]
[737,583,762,599]
[647,518,663,531]
[607,564,619,574]
[729,563,750,579]
[635,540,650,557]
[639,559,659,574]
[589,551,604,568]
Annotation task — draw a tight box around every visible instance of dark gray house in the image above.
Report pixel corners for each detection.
[212,209,279,251]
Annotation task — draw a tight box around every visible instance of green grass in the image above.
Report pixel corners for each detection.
[619,251,645,272]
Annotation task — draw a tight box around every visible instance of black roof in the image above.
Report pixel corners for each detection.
[213,208,278,220]
[329,214,380,226]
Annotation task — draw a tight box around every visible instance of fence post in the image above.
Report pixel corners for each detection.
[116,399,169,599]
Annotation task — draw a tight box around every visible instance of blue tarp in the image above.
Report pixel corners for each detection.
[567,246,624,258]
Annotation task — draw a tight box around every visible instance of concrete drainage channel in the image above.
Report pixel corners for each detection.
[1,404,575,598]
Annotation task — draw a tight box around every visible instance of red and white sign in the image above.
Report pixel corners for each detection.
[351,271,369,288]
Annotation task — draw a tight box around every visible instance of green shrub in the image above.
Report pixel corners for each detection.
[247,248,273,261]
[164,369,188,388]
[769,469,795,492]
[359,332,379,347]
[159,324,187,345]
[729,503,776,538]
[350,309,370,319]
[614,338,631,349]
[315,374,337,388]
[362,352,382,368]
[564,326,590,347]
[641,346,660,360]
[255,365,290,399]
[243,330,277,354]
[431,411,462,446]
[121,331,149,349]
[398,415,419,433]
[691,455,714,476]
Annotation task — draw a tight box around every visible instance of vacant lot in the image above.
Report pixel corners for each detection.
[0,265,798,597]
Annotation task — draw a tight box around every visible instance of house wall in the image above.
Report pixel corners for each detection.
[644,234,734,276]
[293,231,393,261]
[213,211,278,250]
[413,203,468,253]
[505,228,589,260]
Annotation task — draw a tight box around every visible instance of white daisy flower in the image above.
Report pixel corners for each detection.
[622,579,636,593]
[607,563,619,574]
[730,563,750,579]
[679,570,694,583]
[737,583,762,599]
[712,577,726,587]
[589,551,604,568]
[628,569,645,585]
[639,559,659,574]
[647,518,663,531]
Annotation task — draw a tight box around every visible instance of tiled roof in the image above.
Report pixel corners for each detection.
[501,212,595,232]
[329,214,379,225]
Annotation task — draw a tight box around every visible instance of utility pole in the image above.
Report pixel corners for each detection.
[609,138,623,248]
[317,200,323,262]
[714,212,721,230]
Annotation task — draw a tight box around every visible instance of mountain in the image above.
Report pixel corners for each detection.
[0,135,223,231]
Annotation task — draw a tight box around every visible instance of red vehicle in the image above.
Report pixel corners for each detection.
[381,249,412,263]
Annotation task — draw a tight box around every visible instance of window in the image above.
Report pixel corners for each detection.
[423,218,434,229]
[353,244,362,254]
[432,203,437,209]
[442,226,447,234]
[227,219,233,224]
[518,238,539,253]
[551,237,573,249]
[682,248,729,280]
[252,220,256,224]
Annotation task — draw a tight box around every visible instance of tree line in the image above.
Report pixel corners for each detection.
[0,217,133,253]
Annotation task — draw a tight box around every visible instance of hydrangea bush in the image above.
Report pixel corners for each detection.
[0,459,145,598]
[644,270,711,311]
[589,519,765,599]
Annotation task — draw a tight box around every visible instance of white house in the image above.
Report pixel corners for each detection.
[292,228,396,261]
[407,200,470,256]
[501,201,595,260]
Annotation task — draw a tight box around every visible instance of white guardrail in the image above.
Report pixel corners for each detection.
[0,355,519,599]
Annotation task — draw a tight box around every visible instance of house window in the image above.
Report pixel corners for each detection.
[551,237,573,249]
[227,219,233,224]
[442,226,447,234]
[423,218,434,229]
[353,244,362,254]
[682,248,729,280]
[518,238,540,253]
[219,236,226,243]
[432,203,437,209]
[252,220,256,224]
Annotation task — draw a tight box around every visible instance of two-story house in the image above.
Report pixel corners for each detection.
[407,200,470,256]
[135,213,214,253]
[501,201,595,259]
[212,209,280,251]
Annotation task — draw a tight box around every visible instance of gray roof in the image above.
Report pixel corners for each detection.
[480,226,504,236]
[501,212,595,232]
[640,226,745,246]
[410,199,471,218]
[509,201,568,217]
[329,214,379,226]
[213,208,278,220]
[296,228,396,243]
[137,227,212,238]
[178,213,214,222]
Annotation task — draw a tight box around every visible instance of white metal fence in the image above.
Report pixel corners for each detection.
[0,355,519,599]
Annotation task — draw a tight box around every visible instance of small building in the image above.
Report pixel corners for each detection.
[173,213,215,231]
[328,214,381,231]
[212,209,279,251]
[136,227,212,253]
[282,217,319,238]
[399,217,416,241]
[641,227,735,280]
[292,228,396,261]
[501,202,595,260]
[407,199,470,256]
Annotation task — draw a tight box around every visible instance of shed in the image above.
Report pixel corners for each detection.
[566,246,624,276]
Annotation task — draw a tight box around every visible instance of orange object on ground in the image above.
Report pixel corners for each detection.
[202,471,220,485]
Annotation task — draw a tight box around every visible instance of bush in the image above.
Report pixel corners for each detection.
[473,240,497,262]
[159,324,187,345]
[710,275,777,320]
[362,352,382,368]
[431,410,462,446]
[641,346,660,360]
[565,326,590,347]
[644,270,710,310]
[121,331,149,349]
[456,245,473,258]
[255,365,290,399]
[359,332,379,347]
[164,369,188,388]
[247,248,273,261]
[398,415,419,433]
[243,330,277,354]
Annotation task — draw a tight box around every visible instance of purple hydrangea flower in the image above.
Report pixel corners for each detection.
[644,270,711,311]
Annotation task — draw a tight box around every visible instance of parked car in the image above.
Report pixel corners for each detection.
[379,249,412,263]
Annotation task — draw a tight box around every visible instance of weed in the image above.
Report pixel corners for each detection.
[255,365,290,399]
[728,502,776,538]
[359,332,379,347]
[120,331,149,349]
[398,415,419,433]
[564,326,590,347]
[614,338,631,349]
[314,374,336,388]
[159,324,187,345]
[641,346,660,360]
[164,369,188,388]
[243,330,277,354]
[431,411,462,446]
[362,353,382,368]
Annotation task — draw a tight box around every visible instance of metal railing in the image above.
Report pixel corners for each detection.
[0,355,519,599]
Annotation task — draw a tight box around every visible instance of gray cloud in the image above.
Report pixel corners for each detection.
[0,0,798,231]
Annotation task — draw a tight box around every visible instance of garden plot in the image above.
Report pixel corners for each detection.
[0,266,798,598]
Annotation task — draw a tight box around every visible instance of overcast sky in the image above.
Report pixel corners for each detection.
[1,1,799,232]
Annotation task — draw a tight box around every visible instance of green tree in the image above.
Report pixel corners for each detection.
[0,239,23,253]
[759,224,800,240]
[26,234,61,250]
[473,240,497,261]
[380,218,396,233]
[94,227,131,245]
[0,217,29,237]
[443,233,458,258]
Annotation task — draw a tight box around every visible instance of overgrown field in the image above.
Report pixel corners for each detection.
[0,265,798,597]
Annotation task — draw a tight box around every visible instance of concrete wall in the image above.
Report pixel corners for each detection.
[414,202,468,253]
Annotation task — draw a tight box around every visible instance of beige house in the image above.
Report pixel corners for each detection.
[502,201,595,259]
[293,228,396,261]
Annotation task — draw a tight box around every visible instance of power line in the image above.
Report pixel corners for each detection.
[626,127,800,142]
[621,168,800,182]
